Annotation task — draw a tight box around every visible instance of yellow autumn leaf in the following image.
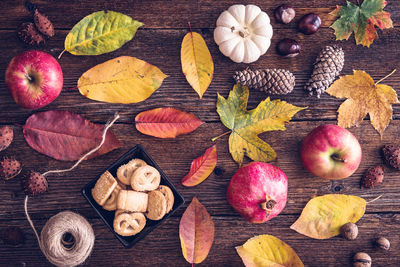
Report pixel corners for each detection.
[181,32,214,98]
[290,194,366,239]
[236,234,304,267]
[77,56,167,104]
[326,70,398,136]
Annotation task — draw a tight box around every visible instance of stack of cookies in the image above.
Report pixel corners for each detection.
[91,158,175,236]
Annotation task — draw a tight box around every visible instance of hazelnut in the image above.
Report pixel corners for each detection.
[340,222,358,240]
[276,38,301,57]
[298,13,321,35]
[375,237,390,250]
[274,5,296,24]
[353,252,371,267]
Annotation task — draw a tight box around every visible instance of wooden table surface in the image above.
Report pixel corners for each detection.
[0,0,399,266]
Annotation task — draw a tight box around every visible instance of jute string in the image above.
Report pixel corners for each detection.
[24,113,120,267]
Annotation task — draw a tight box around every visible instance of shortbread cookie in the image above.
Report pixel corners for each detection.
[131,165,161,192]
[146,190,167,220]
[113,212,146,236]
[117,190,148,212]
[117,159,147,185]
[102,183,124,211]
[157,185,174,213]
[92,171,117,206]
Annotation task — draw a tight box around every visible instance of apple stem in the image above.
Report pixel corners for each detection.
[58,49,66,60]
[260,199,277,212]
[331,154,346,163]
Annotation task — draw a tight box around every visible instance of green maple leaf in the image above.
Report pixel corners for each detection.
[216,84,306,166]
[330,0,393,47]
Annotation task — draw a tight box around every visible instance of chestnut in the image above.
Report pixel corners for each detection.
[276,38,301,57]
[274,4,295,24]
[298,13,321,35]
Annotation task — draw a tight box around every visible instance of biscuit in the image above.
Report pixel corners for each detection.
[117,190,148,212]
[113,212,146,236]
[92,171,117,206]
[131,165,161,192]
[146,190,167,220]
[157,185,174,213]
[102,183,124,211]
[116,159,147,185]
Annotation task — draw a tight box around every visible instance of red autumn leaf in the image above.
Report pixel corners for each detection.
[179,197,214,264]
[135,107,204,138]
[23,110,122,161]
[181,145,217,187]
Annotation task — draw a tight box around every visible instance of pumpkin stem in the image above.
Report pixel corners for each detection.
[238,28,250,38]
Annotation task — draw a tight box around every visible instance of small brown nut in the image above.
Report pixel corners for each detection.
[340,222,358,240]
[353,252,371,267]
[375,237,390,250]
[274,4,296,24]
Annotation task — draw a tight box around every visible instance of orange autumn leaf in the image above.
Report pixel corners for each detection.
[181,145,217,187]
[179,197,215,264]
[326,70,398,136]
[135,108,204,138]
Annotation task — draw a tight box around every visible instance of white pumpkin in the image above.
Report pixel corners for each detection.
[214,4,273,63]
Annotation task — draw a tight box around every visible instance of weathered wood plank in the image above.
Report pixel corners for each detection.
[1,121,399,219]
[0,28,399,123]
[0,0,399,29]
[1,214,399,266]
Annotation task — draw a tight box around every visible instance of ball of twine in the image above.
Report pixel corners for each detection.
[39,211,95,267]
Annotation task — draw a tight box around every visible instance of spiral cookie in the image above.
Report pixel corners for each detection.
[117,190,148,212]
[131,165,161,192]
[92,171,117,206]
[117,158,147,185]
[146,190,167,220]
[157,185,174,213]
[113,212,146,236]
[102,182,125,211]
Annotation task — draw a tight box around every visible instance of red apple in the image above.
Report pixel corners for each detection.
[5,50,63,109]
[227,162,288,223]
[300,124,362,179]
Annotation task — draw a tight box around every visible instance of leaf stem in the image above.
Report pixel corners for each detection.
[58,49,66,60]
[366,194,383,204]
[376,69,396,85]
[188,21,192,33]
[211,131,231,142]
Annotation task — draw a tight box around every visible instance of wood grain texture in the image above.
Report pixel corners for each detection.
[0,0,400,266]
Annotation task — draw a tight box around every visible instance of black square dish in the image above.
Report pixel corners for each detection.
[82,145,185,248]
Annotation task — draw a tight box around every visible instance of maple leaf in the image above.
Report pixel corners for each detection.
[216,84,305,166]
[326,70,398,136]
[330,0,393,47]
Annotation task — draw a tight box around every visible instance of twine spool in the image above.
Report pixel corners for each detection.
[40,211,95,267]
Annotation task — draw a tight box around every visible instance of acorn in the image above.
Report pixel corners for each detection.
[0,126,13,152]
[21,172,48,196]
[0,157,22,180]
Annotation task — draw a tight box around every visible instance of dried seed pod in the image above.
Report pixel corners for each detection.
[353,252,371,267]
[340,222,358,240]
[382,145,400,170]
[361,165,384,188]
[34,9,55,37]
[21,172,48,196]
[375,237,390,250]
[0,157,22,180]
[0,126,13,151]
[17,22,45,46]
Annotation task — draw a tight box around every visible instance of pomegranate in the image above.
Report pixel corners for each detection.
[227,162,288,223]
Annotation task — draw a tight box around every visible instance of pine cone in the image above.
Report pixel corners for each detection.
[305,45,344,98]
[17,22,45,45]
[382,145,400,170]
[233,69,295,95]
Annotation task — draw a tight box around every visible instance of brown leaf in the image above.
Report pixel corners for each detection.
[179,197,214,264]
[23,110,122,161]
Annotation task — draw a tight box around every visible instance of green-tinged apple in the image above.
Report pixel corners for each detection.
[301,124,362,179]
[5,50,63,110]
